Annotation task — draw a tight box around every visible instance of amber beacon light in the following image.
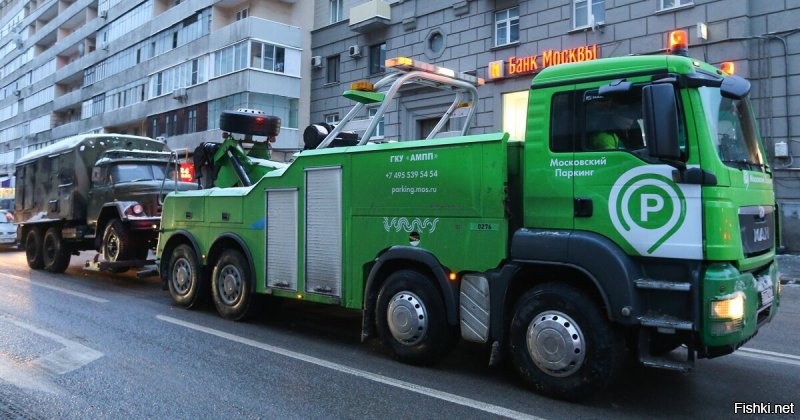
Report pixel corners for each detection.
[668,29,689,56]
[720,61,735,75]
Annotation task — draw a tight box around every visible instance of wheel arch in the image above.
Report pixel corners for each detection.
[503,229,644,330]
[207,233,257,293]
[361,246,458,341]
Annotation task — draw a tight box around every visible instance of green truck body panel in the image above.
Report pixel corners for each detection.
[162,133,509,308]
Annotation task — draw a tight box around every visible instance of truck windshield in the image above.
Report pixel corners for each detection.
[699,87,765,171]
[110,163,169,183]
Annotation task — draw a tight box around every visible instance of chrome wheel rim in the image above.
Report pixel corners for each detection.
[172,257,192,295]
[526,310,585,377]
[387,291,428,346]
[218,264,242,305]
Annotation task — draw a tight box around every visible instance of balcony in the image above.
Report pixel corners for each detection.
[349,0,391,33]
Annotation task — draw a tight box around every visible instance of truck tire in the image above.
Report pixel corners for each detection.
[375,270,457,365]
[102,219,147,266]
[211,249,253,321]
[43,227,71,273]
[25,227,44,270]
[219,110,281,137]
[508,283,626,401]
[168,244,207,309]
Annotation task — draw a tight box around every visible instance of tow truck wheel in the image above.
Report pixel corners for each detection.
[509,283,626,401]
[25,227,44,269]
[375,270,456,365]
[211,249,253,321]
[168,244,207,309]
[42,227,71,273]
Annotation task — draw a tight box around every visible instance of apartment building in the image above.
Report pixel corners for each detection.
[0,0,313,178]
[310,0,800,249]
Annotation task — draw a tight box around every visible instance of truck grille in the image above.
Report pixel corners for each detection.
[738,205,774,257]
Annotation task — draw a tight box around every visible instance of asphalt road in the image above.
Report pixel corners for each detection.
[0,248,798,419]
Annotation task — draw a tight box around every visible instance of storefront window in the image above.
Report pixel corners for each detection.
[502,91,529,141]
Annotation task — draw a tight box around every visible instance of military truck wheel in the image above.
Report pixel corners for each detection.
[375,270,457,365]
[168,244,207,309]
[219,109,281,137]
[508,283,626,401]
[211,249,253,321]
[102,219,133,263]
[43,227,71,273]
[25,228,44,270]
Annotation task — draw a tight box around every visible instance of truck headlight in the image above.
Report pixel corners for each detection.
[710,292,744,320]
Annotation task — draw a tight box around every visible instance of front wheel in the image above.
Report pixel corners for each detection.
[211,249,253,321]
[375,270,457,365]
[509,283,626,401]
[43,227,71,273]
[25,228,44,269]
[168,244,207,309]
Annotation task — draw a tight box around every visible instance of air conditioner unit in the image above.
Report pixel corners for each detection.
[99,9,108,19]
[311,56,322,68]
[13,89,21,97]
[172,87,188,100]
[348,45,362,58]
[99,42,109,51]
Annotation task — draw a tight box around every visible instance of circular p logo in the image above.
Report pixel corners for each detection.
[610,172,686,255]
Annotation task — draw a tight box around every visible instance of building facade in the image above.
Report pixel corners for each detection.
[309,0,800,249]
[0,0,314,177]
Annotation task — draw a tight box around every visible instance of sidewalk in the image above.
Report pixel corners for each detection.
[777,254,800,285]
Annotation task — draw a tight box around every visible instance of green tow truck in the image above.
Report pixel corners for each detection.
[157,45,781,399]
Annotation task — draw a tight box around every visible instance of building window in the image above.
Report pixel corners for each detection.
[326,55,340,84]
[235,7,248,21]
[329,0,343,24]
[660,0,692,10]
[369,43,386,74]
[186,108,197,133]
[495,7,519,47]
[574,0,605,29]
[165,112,177,136]
[368,107,384,139]
[325,113,339,125]
[251,41,286,73]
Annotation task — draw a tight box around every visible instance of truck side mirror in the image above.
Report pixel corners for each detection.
[642,84,681,161]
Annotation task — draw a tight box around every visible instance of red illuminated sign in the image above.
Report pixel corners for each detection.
[488,44,600,80]
[179,163,194,182]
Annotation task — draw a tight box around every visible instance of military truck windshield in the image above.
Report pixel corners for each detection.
[110,163,169,183]
[699,87,765,171]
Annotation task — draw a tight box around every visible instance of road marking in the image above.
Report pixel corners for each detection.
[0,272,109,303]
[157,315,543,420]
[736,347,800,368]
[1,314,105,375]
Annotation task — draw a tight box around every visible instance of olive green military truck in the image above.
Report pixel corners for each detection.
[15,134,195,273]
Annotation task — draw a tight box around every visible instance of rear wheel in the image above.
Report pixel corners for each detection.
[25,228,44,269]
[211,249,253,321]
[375,270,457,365]
[43,227,71,273]
[509,283,626,401]
[168,244,207,309]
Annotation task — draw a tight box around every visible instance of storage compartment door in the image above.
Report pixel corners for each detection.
[305,167,342,297]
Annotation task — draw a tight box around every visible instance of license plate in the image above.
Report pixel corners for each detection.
[756,275,774,307]
[760,288,774,307]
